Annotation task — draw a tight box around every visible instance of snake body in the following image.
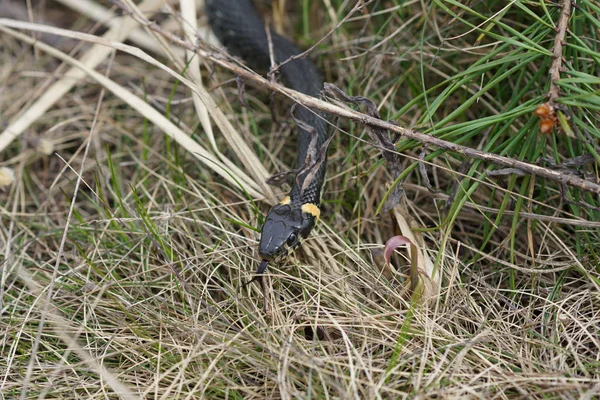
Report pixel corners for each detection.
[206,0,328,262]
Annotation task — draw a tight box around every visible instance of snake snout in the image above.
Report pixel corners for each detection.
[258,226,287,261]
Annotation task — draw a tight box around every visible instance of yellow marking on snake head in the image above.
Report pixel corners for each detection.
[280,196,291,205]
[301,203,320,222]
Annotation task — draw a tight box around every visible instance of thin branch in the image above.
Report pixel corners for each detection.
[325,83,404,210]
[5,4,599,196]
[269,0,373,76]
[111,7,598,193]
[548,0,572,104]
[129,10,600,194]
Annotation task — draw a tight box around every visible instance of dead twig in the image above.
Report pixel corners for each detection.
[269,0,373,77]
[533,0,573,134]
[235,76,253,112]
[548,0,572,105]
[290,105,335,197]
[325,83,404,211]
[8,2,600,197]
[419,146,441,194]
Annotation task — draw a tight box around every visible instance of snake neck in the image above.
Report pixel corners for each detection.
[206,0,328,207]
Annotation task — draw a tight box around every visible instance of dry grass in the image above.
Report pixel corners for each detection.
[1,0,599,399]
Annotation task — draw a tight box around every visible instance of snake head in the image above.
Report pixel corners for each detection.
[258,203,318,261]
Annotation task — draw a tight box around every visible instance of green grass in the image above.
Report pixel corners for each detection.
[1,0,599,398]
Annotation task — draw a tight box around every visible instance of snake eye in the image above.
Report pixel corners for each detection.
[287,233,298,247]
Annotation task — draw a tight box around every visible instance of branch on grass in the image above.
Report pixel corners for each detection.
[290,105,335,197]
[548,0,572,105]
[268,0,373,77]
[100,2,600,195]
[534,1,573,134]
[9,1,599,197]
[325,83,404,211]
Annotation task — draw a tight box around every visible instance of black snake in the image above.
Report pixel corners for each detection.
[206,0,329,273]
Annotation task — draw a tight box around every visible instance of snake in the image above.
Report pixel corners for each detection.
[206,0,329,274]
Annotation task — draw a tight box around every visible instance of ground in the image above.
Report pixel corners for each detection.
[1,0,599,398]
